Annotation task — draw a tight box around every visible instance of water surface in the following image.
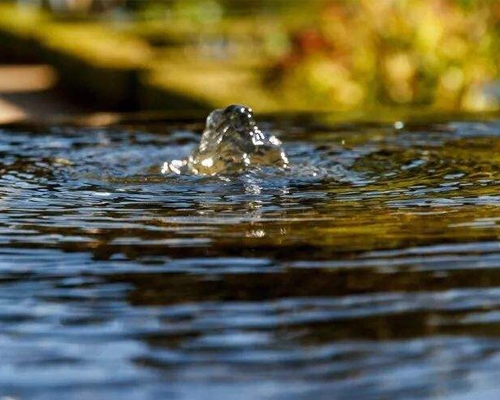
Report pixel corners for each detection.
[3,114,500,399]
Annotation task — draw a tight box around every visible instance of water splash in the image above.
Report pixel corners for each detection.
[162,105,289,175]
[4,116,500,399]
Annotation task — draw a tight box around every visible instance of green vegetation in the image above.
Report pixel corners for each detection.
[0,1,499,112]
[273,0,500,111]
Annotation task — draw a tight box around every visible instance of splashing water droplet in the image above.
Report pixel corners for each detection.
[164,105,289,175]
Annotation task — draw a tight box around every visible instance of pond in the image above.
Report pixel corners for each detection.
[2,112,500,399]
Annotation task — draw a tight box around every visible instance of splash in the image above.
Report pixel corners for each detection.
[162,105,289,175]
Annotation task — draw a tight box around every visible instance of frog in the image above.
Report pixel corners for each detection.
[163,105,289,175]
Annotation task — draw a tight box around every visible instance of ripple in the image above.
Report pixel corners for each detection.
[3,117,500,399]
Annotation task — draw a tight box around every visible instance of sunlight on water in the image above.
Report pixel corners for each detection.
[2,114,500,399]
[163,105,289,175]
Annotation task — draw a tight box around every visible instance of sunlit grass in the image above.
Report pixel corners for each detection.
[272,0,500,111]
[1,0,499,112]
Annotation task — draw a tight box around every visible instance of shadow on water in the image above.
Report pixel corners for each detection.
[4,113,500,399]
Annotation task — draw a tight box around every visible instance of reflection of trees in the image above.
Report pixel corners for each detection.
[108,266,500,343]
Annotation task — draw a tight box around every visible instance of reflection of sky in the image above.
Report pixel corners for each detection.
[5,119,500,398]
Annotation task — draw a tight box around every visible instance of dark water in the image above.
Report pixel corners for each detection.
[3,114,500,399]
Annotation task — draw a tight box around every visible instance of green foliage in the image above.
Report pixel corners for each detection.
[1,0,499,112]
[272,0,500,111]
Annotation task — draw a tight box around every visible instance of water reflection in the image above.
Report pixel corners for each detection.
[4,116,500,399]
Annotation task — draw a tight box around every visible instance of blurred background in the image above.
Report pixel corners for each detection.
[0,0,499,122]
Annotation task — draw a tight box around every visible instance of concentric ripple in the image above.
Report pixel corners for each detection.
[2,116,500,400]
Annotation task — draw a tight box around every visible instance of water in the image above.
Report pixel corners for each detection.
[164,104,289,175]
[3,114,500,399]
